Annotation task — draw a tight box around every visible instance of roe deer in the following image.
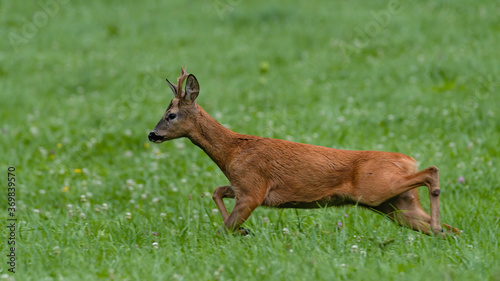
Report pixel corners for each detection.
[148,67,459,236]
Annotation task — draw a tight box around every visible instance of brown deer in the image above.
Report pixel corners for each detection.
[148,67,459,236]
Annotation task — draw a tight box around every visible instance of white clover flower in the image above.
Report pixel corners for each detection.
[125,212,132,220]
[351,245,358,253]
[39,147,48,157]
[30,126,39,135]
[282,228,290,235]
[407,235,415,244]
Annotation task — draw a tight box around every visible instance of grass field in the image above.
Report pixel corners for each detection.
[1,0,500,280]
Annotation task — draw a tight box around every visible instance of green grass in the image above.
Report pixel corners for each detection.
[2,0,500,280]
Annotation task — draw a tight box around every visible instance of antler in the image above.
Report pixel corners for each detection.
[176,66,188,98]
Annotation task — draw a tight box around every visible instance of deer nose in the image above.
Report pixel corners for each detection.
[148,131,162,142]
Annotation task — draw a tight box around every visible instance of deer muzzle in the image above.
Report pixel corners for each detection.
[148,131,164,143]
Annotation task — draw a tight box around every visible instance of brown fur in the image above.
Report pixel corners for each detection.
[149,70,459,236]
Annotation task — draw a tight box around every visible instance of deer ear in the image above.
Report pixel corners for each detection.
[184,74,199,103]
[166,78,177,97]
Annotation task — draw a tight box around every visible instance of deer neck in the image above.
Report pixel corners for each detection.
[186,105,238,172]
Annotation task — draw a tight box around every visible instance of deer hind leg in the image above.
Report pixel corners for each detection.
[212,185,235,222]
[360,166,442,234]
[372,166,455,235]
[397,166,441,234]
[374,190,433,234]
[375,189,460,236]
[424,166,442,234]
[394,166,442,234]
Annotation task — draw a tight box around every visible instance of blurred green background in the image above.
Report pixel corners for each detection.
[1,0,499,280]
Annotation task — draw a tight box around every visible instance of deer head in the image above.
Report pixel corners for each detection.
[148,67,200,143]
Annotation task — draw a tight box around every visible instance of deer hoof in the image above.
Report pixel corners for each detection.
[238,227,253,236]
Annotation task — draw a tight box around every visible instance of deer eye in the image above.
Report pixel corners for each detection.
[167,113,177,120]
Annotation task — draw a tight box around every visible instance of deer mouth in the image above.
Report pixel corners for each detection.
[148,132,166,143]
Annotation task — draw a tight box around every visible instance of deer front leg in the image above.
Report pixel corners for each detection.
[212,185,235,222]
[224,195,263,235]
